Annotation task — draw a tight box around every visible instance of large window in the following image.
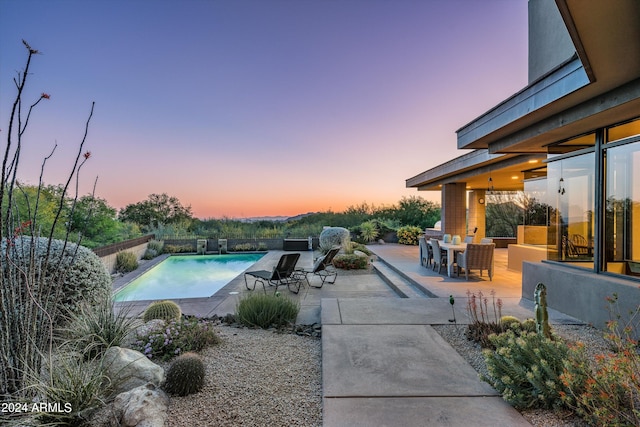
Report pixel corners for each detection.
[522,175,550,246]
[604,139,640,277]
[535,117,640,279]
[546,152,594,267]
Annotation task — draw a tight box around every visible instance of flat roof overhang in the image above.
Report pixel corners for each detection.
[406,151,546,192]
[457,0,640,154]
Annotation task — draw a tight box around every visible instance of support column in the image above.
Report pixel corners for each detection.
[467,190,486,243]
[440,183,467,238]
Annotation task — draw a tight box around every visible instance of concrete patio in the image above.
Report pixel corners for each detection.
[113,244,582,427]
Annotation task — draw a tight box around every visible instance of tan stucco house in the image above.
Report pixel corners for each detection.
[407,0,640,328]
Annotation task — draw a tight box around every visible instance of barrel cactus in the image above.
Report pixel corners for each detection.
[164,352,205,396]
[142,300,182,323]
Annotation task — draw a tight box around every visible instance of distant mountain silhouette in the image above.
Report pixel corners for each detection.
[236,212,316,223]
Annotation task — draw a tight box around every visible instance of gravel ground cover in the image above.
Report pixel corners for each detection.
[165,326,322,427]
[164,322,611,427]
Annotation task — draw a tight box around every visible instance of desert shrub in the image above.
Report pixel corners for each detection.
[142,300,182,323]
[396,225,422,245]
[233,243,256,251]
[560,295,640,426]
[142,248,158,260]
[30,352,110,427]
[333,254,368,270]
[142,240,164,259]
[500,315,520,325]
[115,251,138,273]
[2,237,111,324]
[482,330,571,409]
[133,317,220,361]
[164,352,206,396]
[350,242,372,255]
[60,299,139,359]
[147,239,164,253]
[236,293,300,329]
[467,323,506,349]
[163,244,193,253]
[521,318,537,333]
[500,315,522,329]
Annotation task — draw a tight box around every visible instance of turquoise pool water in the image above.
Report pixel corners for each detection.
[113,254,264,302]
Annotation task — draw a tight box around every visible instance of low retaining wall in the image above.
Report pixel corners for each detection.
[100,241,151,274]
[94,235,154,274]
[522,261,640,333]
[508,244,546,272]
[163,238,319,252]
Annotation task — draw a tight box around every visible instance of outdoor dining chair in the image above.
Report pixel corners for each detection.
[456,243,495,281]
[419,236,433,267]
[429,239,448,274]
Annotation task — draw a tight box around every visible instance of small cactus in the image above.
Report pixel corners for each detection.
[142,300,182,323]
[164,352,205,396]
[534,282,551,338]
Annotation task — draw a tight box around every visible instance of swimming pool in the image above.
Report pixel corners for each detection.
[113,254,264,302]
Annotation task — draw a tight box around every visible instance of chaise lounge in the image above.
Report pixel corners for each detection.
[295,246,340,289]
[244,252,301,293]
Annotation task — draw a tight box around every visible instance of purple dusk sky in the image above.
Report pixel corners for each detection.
[0,0,528,218]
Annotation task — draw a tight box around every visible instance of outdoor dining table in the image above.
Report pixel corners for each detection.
[438,240,467,277]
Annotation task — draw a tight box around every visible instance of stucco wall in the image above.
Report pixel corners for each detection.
[528,0,575,83]
[522,261,640,334]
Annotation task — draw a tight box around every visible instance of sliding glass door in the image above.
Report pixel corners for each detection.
[547,152,595,266]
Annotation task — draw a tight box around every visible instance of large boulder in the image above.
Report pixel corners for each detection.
[103,347,164,395]
[319,227,350,250]
[91,383,169,427]
[114,383,169,427]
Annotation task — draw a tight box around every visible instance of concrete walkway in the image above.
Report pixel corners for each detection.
[113,244,583,426]
[321,300,531,426]
[319,244,581,427]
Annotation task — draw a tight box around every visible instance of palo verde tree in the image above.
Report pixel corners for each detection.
[119,192,193,231]
[0,41,100,399]
[377,196,440,229]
